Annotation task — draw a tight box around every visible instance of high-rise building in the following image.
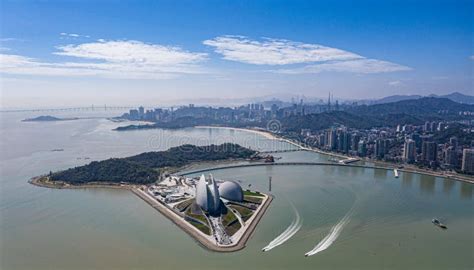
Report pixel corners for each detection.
[443,146,457,168]
[403,139,416,163]
[270,104,279,116]
[437,122,446,131]
[424,121,430,132]
[410,133,422,153]
[351,134,360,152]
[396,125,401,133]
[449,137,458,150]
[422,141,437,163]
[327,129,337,150]
[129,109,139,120]
[337,132,345,152]
[138,106,145,118]
[374,139,389,159]
[342,132,351,154]
[358,140,367,157]
[461,149,474,174]
[318,133,326,147]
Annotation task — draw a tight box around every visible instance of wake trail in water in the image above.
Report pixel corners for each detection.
[262,203,302,252]
[304,206,354,257]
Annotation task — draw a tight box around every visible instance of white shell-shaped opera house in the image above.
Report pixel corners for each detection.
[195,174,221,216]
[218,180,243,202]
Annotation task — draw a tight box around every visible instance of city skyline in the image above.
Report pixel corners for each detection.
[1,0,473,107]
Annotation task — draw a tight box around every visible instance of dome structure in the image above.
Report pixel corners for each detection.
[218,181,244,202]
[195,174,221,216]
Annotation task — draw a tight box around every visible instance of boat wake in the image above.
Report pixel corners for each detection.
[262,203,302,252]
[304,206,354,257]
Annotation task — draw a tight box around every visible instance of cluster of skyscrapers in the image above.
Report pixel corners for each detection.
[119,102,474,175]
[303,122,474,174]
[119,96,345,124]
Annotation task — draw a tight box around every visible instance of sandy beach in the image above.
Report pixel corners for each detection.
[194,126,277,140]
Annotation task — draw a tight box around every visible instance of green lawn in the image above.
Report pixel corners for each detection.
[244,195,263,204]
[185,205,209,225]
[175,199,194,212]
[224,220,241,236]
[188,220,211,235]
[228,204,253,222]
[186,212,208,225]
[222,208,238,227]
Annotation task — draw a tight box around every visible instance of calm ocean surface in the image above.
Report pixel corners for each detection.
[1,111,472,270]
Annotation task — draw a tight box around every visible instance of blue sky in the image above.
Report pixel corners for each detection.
[1,0,473,107]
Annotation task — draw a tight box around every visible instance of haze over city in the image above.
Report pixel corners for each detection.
[1,1,474,270]
[1,0,473,108]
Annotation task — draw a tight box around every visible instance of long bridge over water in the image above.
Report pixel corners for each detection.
[257,149,304,154]
[179,161,388,176]
[178,161,473,183]
[0,105,174,113]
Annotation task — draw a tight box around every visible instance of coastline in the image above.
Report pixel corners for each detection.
[29,176,137,190]
[194,125,276,140]
[29,122,474,185]
[26,125,472,254]
[132,187,273,252]
[29,175,274,252]
[196,126,473,184]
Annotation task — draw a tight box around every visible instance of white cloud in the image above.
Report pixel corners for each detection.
[203,36,363,65]
[388,80,402,86]
[470,55,474,60]
[60,32,90,38]
[56,40,206,66]
[0,38,19,42]
[205,36,411,74]
[0,40,208,79]
[275,59,412,74]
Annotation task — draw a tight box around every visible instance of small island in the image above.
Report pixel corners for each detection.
[113,116,227,131]
[22,115,79,122]
[30,143,272,251]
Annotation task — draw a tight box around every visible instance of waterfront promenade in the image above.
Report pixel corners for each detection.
[194,126,473,184]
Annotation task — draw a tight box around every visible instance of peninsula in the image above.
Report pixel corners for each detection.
[30,143,273,251]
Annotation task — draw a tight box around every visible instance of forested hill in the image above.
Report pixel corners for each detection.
[50,143,256,184]
[113,97,473,134]
[280,98,474,132]
[348,97,473,118]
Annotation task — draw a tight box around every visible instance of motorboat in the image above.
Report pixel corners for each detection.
[432,218,447,229]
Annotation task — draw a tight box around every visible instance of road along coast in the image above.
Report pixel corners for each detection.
[194,126,473,184]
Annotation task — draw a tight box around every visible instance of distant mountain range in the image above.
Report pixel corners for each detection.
[281,97,474,132]
[359,92,474,105]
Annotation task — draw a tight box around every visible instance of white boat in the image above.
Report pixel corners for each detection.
[394,169,399,178]
[432,218,447,229]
